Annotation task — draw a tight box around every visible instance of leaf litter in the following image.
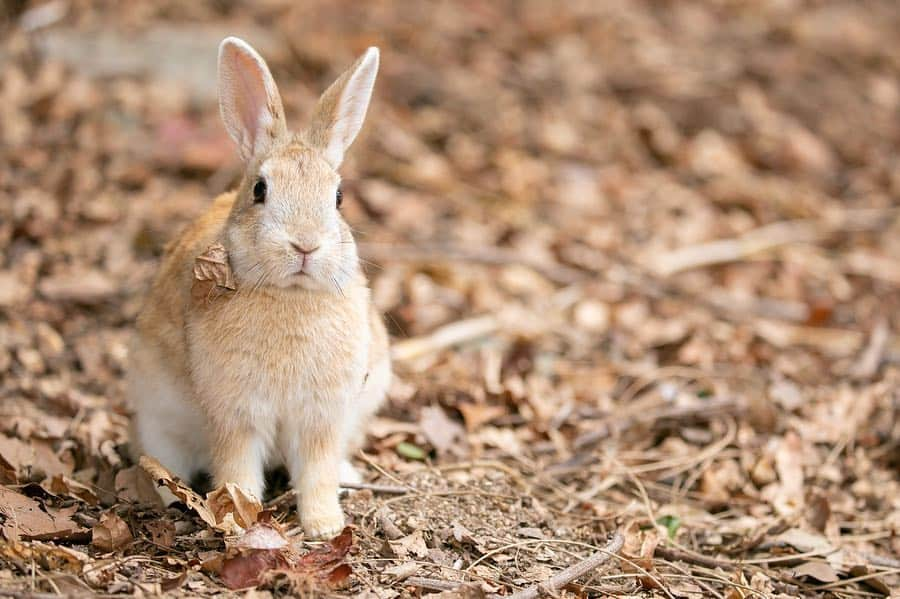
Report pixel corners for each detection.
[2,0,900,597]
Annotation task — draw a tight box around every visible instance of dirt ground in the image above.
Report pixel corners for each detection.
[1,1,899,597]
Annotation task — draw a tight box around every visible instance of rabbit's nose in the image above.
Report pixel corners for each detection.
[290,241,320,256]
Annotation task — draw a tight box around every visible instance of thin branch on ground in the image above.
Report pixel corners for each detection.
[498,531,625,599]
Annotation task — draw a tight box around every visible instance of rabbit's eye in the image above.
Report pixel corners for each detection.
[252,178,267,204]
[335,187,343,209]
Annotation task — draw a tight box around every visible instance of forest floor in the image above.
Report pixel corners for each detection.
[1,1,899,597]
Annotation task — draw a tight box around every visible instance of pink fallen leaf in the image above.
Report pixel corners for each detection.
[220,526,354,590]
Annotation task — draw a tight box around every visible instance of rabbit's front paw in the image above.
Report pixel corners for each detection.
[303,512,345,540]
[301,497,345,540]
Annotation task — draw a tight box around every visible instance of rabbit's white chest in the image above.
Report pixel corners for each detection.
[187,289,370,415]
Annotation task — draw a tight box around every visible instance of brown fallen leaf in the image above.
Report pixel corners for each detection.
[848,564,892,595]
[160,570,188,593]
[771,431,806,516]
[458,402,506,432]
[389,529,430,560]
[191,242,236,304]
[0,434,71,481]
[47,474,100,505]
[0,455,15,484]
[792,561,839,583]
[92,511,133,552]
[670,580,705,599]
[621,520,662,590]
[114,465,164,506]
[207,482,263,534]
[139,455,218,529]
[419,404,467,456]
[0,486,87,542]
[140,456,265,535]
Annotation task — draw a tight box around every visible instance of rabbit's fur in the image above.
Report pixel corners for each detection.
[127,38,390,539]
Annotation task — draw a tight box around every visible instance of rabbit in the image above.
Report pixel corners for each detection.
[126,37,391,540]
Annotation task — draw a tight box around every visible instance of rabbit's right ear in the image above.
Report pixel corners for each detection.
[218,37,287,162]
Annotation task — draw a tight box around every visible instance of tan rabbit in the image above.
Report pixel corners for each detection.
[127,37,391,539]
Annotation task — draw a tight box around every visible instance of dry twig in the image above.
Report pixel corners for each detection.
[498,531,625,599]
[391,314,500,362]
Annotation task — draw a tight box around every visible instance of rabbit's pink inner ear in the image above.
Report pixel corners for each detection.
[232,51,270,149]
[218,39,286,162]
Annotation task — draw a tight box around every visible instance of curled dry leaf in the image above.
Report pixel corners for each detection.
[622,521,662,589]
[140,456,265,535]
[91,511,133,552]
[191,242,236,304]
[139,455,218,529]
[48,474,100,505]
[207,482,263,535]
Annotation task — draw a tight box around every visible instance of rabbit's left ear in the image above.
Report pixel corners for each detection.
[306,47,379,168]
[218,37,287,162]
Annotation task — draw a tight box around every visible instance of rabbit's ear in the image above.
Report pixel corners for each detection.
[306,47,379,168]
[218,37,287,162]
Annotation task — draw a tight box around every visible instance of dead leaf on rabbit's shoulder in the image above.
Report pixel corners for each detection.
[192,242,236,304]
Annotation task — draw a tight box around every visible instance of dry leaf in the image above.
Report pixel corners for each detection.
[792,561,839,583]
[419,405,466,456]
[139,455,218,529]
[772,431,805,516]
[0,434,71,481]
[220,526,353,590]
[0,486,86,542]
[773,528,833,555]
[191,242,236,304]
[622,521,662,589]
[848,565,892,595]
[92,511,133,552]
[388,529,430,559]
[458,402,506,432]
[47,474,99,505]
[114,465,163,506]
[207,482,263,534]
[220,548,289,590]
